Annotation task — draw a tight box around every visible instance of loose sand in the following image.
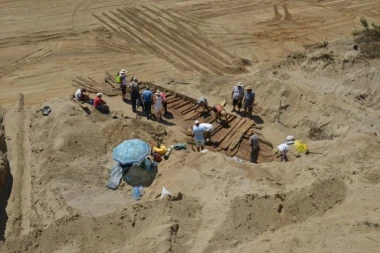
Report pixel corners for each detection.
[1,0,380,252]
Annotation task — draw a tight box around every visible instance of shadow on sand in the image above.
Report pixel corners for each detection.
[0,157,12,241]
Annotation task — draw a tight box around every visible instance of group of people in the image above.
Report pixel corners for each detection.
[195,97,229,124]
[248,132,290,163]
[231,82,255,118]
[116,69,168,121]
[75,88,110,113]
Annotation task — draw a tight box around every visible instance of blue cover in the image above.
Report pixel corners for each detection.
[113,139,151,165]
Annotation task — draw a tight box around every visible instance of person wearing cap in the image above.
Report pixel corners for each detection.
[243,86,255,119]
[249,132,260,163]
[231,82,245,113]
[93,93,109,113]
[192,120,206,152]
[199,122,214,143]
[119,69,128,101]
[153,90,163,122]
[141,86,153,119]
[128,77,143,113]
[75,88,89,102]
[273,143,289,162]
[195,97,210,113]
[212,104,228,124]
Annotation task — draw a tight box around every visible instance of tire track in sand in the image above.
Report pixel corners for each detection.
[4,94,32,237]
[94,5,246,76]
[0,41,61,77]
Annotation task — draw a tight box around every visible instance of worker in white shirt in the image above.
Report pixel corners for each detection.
[199,123,214,143]
[273,143,289,162]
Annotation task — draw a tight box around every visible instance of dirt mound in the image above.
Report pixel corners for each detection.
[205,178,346,251]
[102,118,168,149]
[1,195,202,252]
[360,169,380,185]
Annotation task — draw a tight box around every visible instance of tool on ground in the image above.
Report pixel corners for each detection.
[163,145,174,160]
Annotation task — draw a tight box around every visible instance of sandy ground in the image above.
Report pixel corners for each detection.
[1,0,380,252]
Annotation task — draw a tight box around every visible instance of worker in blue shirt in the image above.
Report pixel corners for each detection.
[141,87,153,119]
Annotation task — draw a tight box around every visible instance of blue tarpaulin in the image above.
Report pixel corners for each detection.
[113,139,150,165]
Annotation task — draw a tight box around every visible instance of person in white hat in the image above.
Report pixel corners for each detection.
[93,93,109,113]
[153,90,163,122]
[231,82,245,113]
[243,86,255,119]
[119,69,128,101]
[192,120,206,152]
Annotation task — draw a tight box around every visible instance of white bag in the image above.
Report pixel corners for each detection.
[286,135,295,141]
[160,187,172,199]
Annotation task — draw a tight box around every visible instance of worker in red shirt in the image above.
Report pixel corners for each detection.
[93,93,109,113]
[160,92,168,114]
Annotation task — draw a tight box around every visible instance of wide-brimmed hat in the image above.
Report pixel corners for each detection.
[97,92,103,97]
[246,86,252,90]
[273,149,279,155]
[120,69,127,74]
[236,82,243,87]
[156,90,161,94]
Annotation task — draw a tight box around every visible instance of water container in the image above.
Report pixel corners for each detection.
[132,186,144,201]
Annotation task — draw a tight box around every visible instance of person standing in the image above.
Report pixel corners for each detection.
[141,87,153,119]
[249,132,260,163]
[199,122,214,143]
[119,69,128,101]
[243,86,255,119]
[160,91,168,114]
[128,77,142,113]
[195,97,210,113]
[153,90,163,122]
[192,120,206,152]
[212,104,228,124]
[231,82,245,113]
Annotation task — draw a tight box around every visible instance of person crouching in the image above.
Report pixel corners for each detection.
[93,93,109,113]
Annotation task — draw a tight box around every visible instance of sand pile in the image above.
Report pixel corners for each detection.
[1,82,380,252]
[1,1,380,249]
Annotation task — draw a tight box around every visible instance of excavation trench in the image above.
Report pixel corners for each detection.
[73,73,274,163]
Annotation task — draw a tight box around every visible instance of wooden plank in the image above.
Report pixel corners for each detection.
[71,83,98,93]
[168,100,186,108]
[211,117,241,148]
[105,71,117,84]
[77,76,93,86]
[219,119,249,150]
[229,122,255,151]
[173,101,192,110]
[180,104,197,114]
[74,76,119,96]
[71,82,98,93]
